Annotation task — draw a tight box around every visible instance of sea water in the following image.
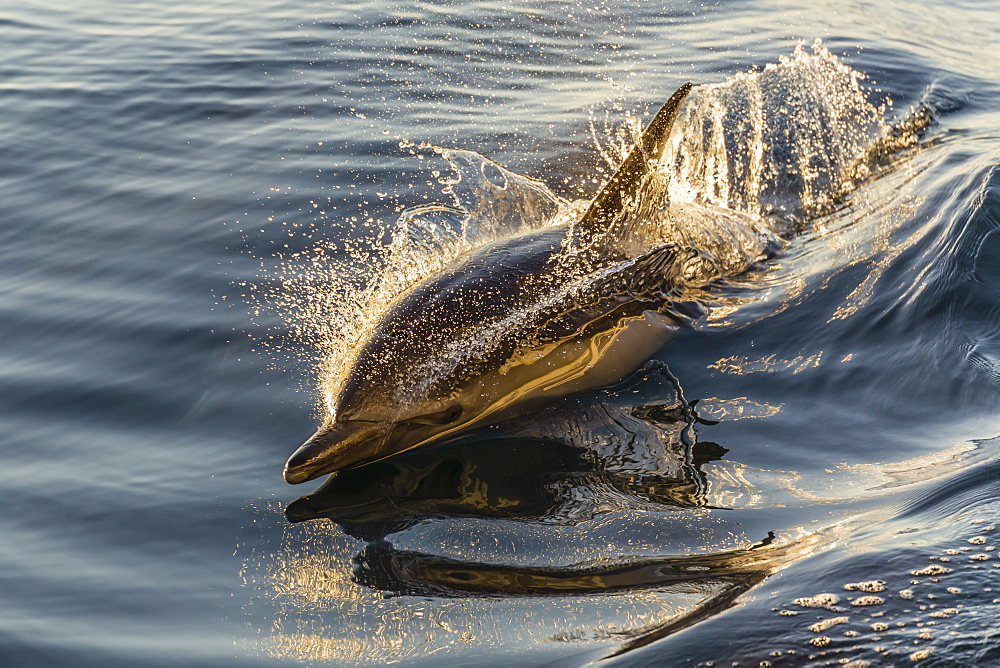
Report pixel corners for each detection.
[1,1,998,665]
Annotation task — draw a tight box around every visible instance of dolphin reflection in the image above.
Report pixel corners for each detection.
[280,370,801,654]
[283,364,766,611]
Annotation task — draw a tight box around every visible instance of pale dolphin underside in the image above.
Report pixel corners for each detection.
[284,84,698,484]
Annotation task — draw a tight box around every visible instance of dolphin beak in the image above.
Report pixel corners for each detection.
[283,420,392,484]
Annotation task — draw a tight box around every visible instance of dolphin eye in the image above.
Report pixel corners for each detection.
[407,404,464,426]
[442,404,463,423]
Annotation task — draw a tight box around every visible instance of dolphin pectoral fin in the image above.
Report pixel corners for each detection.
[588,242,712,300]
[283,420,392,484]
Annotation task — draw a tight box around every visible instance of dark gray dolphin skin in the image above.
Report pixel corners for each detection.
[285,83,695,484]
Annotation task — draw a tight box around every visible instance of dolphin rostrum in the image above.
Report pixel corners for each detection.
[285,83,725,484]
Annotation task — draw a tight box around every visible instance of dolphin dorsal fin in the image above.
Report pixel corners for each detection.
[574,82,693,240]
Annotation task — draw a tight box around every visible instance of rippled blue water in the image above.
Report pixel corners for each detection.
[2,1,998,665]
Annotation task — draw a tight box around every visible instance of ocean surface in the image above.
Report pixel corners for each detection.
[2,1,999,665]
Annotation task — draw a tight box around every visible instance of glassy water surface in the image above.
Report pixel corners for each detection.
[2,0,999,665]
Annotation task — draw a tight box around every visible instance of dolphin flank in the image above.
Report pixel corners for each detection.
[284,83,709,484]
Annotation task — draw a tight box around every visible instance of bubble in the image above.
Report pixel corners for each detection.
[844,580,885,593]
[794,593,841,608]
[850,596,884,607]
[809,616,849,633]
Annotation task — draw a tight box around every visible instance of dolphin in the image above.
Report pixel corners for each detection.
[285,84,711,484]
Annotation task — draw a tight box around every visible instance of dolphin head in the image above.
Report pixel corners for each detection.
[283,356,494,484]
[283,408,468,484]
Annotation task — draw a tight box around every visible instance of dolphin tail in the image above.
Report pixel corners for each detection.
[572,82,693,250]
